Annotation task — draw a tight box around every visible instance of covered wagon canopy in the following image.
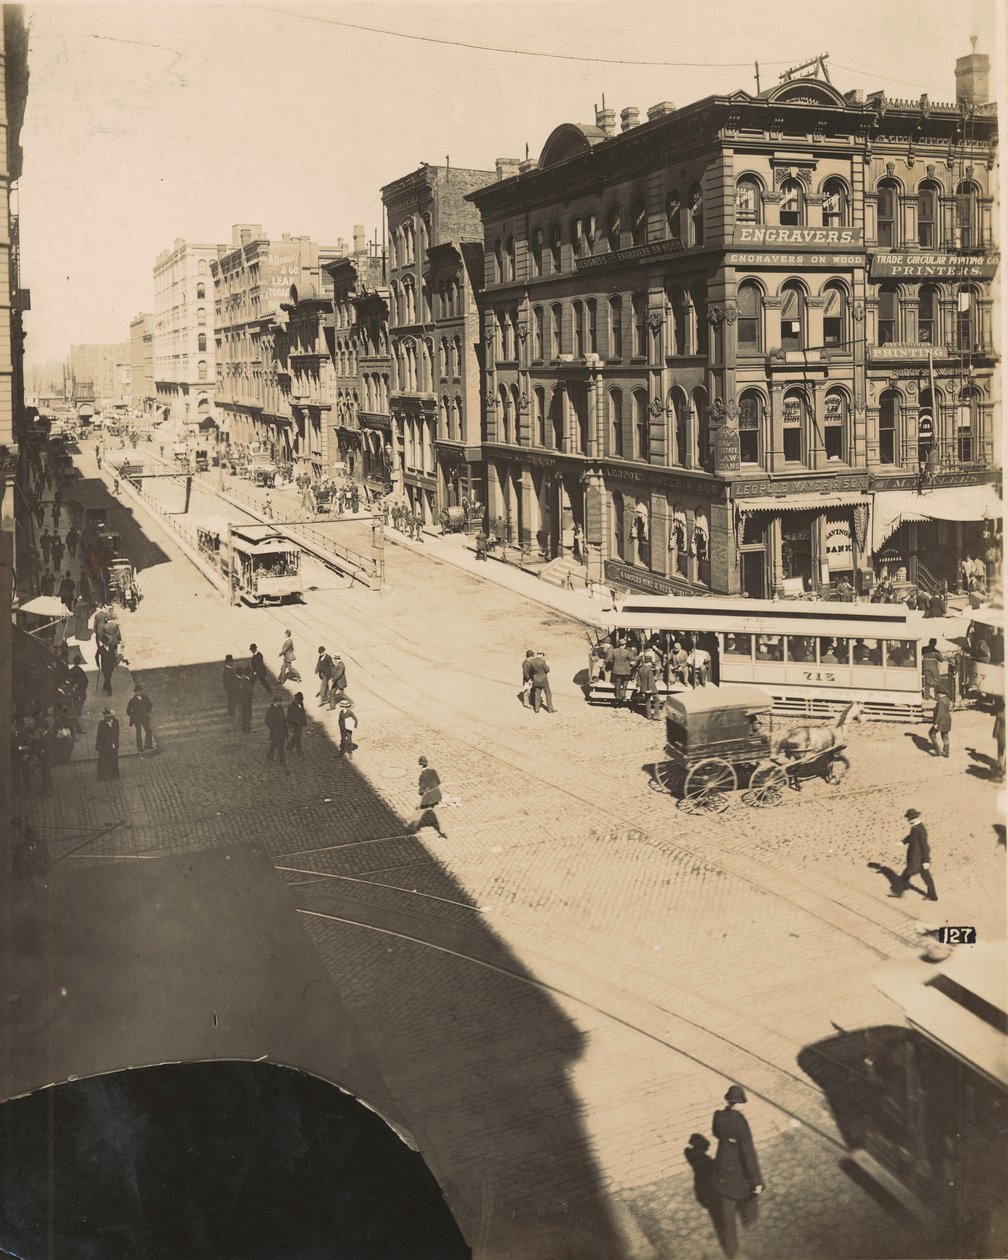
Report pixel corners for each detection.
[664,684,773,720]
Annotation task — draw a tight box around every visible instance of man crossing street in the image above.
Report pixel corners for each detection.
[712,1085,764,1259]
[891,808,938,901]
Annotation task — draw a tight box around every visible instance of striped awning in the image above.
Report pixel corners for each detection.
[872,484,1003,551]
[735,491,869,514]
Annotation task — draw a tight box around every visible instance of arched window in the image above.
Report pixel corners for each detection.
[196,283,206,300]
[782,389,807,463]
[691,283,708,355]
[955,181,980,248]
[550,223,562,273]
[917,181,941,248]
[607,206,621,252]
[586,299,597,355]
[823,388,849,462]
[822,178,849,229]
[666,191,681,241]
[572,300,584,357]
[452,335,461,378]
[551,303,563,356]
[735,176,762,225]
[666,284,686,356]
[198,259,208,276]
[878,390,899,464]
[608,388,623,458]
[422,280,432,321]
[876,179,900,247]
[736,281,762,353]
[669,389,689,467]
[779,281,805,351]
[957,387,980,463]
[198,333,207,352]
[420,214,431,257]
[439,337,449,379]
[779,178,805,227]
[632,293,647,358]
[878,283,899,345]
[692,386,708,467]
[197,306,206,327]
[633,390,649,462]
[532,306,543,361]
[738,391,764,466]
[493,239,503,283]
[822,280,849,349]
[496,310,508,362]
[449,280,460,317]
[439,395,449,436]
[505,236,515,280]
[533,387,546,446]
[608,295,623,359]
[631,200,647,247]
[511,385,522,446]
[499,386,511,444]
[549,387,564,449]
[530,227,543,277]
[452,396,463,441]
[197,360,208,382]
[957,285,979,351]
[918,283,940,345]
[688,184,703,246]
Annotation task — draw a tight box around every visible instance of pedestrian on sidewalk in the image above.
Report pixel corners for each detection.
[890,808,938,901]
[475,530,488,561]
[50,533,64,571]
[337,695,358,758]
[316,646,334,706]
[928,686,953,759]
[58,572,76,612]
[126,684,154,752]
[40,528,52,565]
[277,629,296,684]
[530,650,556,714]
[285,692,306,760]
[712,1085,764,1259]
[51,500,61,528]
[265,696,288,766]
[39,570,54,597]
[327,654,348,708]
[95,708,120,781]
[66,524,79,558]
[67,661,88,715]
[413,512,424,543]
[248,643,272,696]
[96,638,117,696]
[993,698,1005,776]
[235,668,253,732]
[519,649,534,707]
[406,756,447,838]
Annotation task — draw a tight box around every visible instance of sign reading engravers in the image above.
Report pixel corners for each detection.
[733,225,864,248]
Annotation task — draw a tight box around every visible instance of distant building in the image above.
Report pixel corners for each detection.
[69,343,129,410]
[211,225,342,460]
[325,226,390,490]
[279,255,343,480]
[130,313,155,413]
[153,238,218,432]
[382,162,494,524]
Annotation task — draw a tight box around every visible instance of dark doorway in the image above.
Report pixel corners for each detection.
[781,513,815,590]
[740,550,765,599]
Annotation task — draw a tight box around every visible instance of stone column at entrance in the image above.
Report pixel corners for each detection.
[486,461,504,529]
[521,467,538,550]
[583,468,605,585]
[559,479,575,558]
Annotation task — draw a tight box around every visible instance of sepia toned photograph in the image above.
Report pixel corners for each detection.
[0,2,1004,1256]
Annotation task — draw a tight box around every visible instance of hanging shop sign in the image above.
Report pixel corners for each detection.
[713,425,741,473]
[869,251,999,280]
[732,225,863,248]
[604,559,694,595]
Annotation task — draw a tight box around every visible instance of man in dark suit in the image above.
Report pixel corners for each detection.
[610,638,633,704]
[327,654,348,708]
[530,650,555,714]
[248,643,272,696]
[315,646,334,706]
[712,1084,764,1258]
[891,808,938,901]
[929,686,953,758]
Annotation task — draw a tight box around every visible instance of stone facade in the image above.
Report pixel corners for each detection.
[129,313,155,412]
[467,59,999,596]
[153,239,217,432]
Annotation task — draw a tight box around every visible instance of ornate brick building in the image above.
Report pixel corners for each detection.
[467,50,999,596]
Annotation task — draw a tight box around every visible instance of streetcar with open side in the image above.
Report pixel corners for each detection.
[227,524,302,607]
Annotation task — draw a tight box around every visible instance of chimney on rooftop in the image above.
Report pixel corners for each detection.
[620,106,640,132]
[495,157,522,181]
[595,101,616,137]
[647,101,676,121]
[955,37,990,107]
[353,224,365,253]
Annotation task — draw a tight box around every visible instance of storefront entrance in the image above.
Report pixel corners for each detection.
[740,551,766,599]
[780,513,816,592]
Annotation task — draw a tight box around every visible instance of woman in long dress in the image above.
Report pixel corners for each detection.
[95,709,119,780]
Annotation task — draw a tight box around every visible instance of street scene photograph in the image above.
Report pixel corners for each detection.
[0,1,1004,1256]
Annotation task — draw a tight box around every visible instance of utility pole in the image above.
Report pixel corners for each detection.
[755,61,761,93]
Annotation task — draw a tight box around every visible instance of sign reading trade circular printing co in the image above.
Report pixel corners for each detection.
[869,251,999,280]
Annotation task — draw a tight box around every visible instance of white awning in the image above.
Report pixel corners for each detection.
[872,484,1003,551]
[736,491,868,514]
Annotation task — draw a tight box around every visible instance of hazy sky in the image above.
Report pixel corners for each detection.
[20,0,998,364]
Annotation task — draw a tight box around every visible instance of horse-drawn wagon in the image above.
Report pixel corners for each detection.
[652,686,859,813]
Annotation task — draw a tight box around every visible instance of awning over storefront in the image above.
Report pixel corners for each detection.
[872,483,1003,551]
[736,491,868,514]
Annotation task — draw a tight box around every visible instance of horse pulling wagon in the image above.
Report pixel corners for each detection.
[652,686,860,813]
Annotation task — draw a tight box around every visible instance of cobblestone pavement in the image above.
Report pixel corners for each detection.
[14,440,1005,1259]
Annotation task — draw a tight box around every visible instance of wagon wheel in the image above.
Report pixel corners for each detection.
[650,761,679,794]
[678,758,736,814]
[743,762,789,808]
[826,752,850,786]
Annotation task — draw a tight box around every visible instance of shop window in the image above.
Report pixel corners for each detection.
[779,282,805,351]
[551,303,563,357]
[632,293,647,358]
[735,176,762,225]
[885,640,916,669]
[823,390,848,462]
[878,284,899,345]
[724,633,753,658]
[606,206,621,252]
[608,295,623,359]
[573,301,584,357]
[822,281,849,349]
[787,635,816,663]
[853,638,883,666]
[736,281,762,352]
[633,390,649,462]
[917,284,939,345]
[666,191,681,241]
[876,179,900,247]
[878,390,899,464]
[779,178,805,227]
[955,181,980,248]
[631,200,647,247]
[738,391,763,466]
[755,634,784,662]
[608,388,623,457]
[822,178,849,228]
[782,390,806,463]
[917,182,940,248]
[956,286,979,351]
[688,184,704,246]
[532,306,543,361]
[587,299,597,355]
[550,223,562,273]
[530,227,543,277]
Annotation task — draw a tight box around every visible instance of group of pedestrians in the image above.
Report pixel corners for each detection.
[390,502,424,541]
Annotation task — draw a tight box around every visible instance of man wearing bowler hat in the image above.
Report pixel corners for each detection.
[712,1084,763,1258]
[891,808,938,901]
